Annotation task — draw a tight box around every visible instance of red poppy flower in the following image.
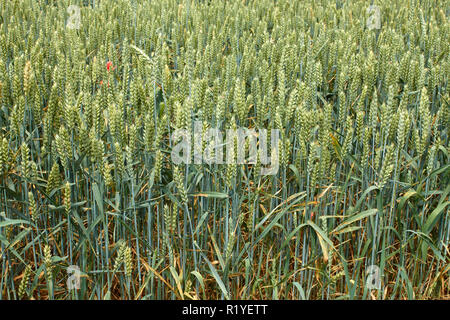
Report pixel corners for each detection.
[106,61,113,71]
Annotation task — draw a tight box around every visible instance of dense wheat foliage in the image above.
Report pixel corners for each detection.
[0,0,449,300]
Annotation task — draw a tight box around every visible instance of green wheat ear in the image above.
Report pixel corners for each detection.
[43,245,53,283]
[0,137,9,174]
[173,165,188,206]
[18,265,32,298]
[113,243,126,273]
[46,162,61,195]
[28,191,37,222]
[124,246,133,278]
[64,182,71,215]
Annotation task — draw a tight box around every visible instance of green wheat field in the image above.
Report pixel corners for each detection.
[0,0,449,300]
